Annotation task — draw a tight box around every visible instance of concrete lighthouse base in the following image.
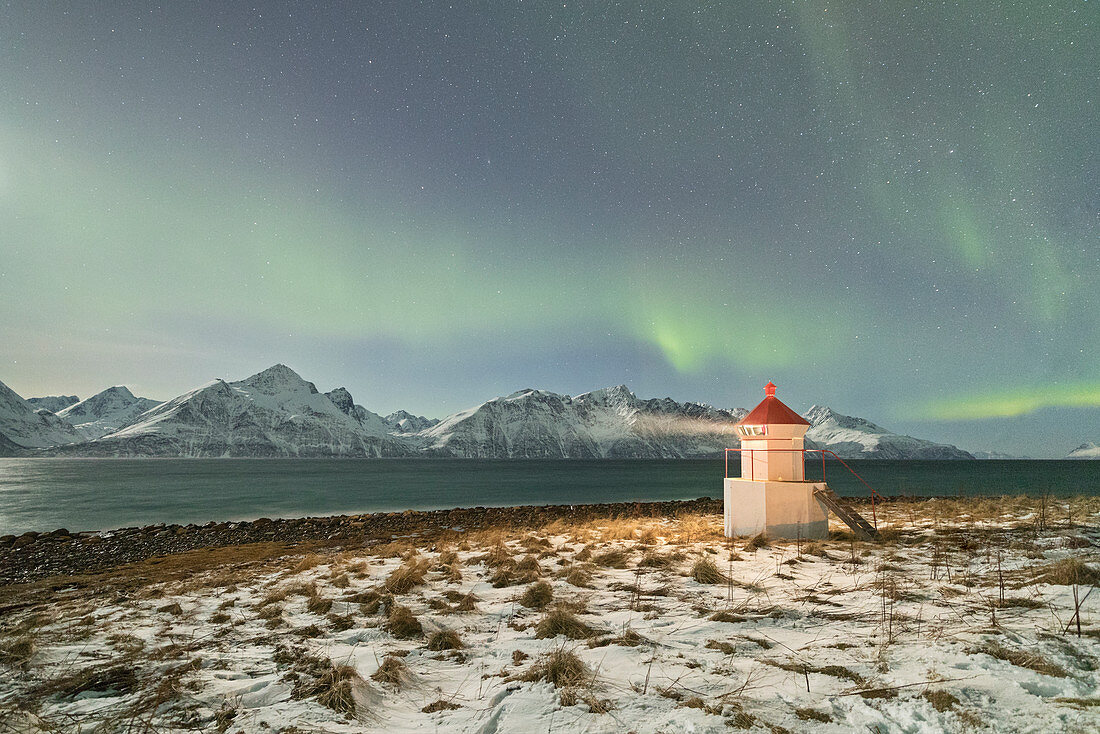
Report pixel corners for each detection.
[723,478,829,539]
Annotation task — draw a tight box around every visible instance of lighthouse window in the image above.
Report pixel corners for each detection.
[738,426,766,436]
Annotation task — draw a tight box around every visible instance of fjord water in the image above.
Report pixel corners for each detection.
[0,458,1097,536]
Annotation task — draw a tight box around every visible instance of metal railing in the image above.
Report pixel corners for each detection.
[723,447,882,527]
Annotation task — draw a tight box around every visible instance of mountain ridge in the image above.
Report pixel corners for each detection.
[57,386,162,439]
[2,366,986,459]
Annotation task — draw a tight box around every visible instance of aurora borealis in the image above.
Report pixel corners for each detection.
[1,2,1096,456]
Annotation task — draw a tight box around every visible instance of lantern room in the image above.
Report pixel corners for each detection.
[734,381,811,483]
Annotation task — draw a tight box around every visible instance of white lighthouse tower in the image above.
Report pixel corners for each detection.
[724,382,829,539]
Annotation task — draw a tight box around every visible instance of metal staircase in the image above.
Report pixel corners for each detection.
[813,486,878,540]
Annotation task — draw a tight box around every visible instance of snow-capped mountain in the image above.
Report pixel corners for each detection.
[417,385,746,458]
[972,450,1027,460]
[56,386,162,440]
[26,395,79,413]
[1066,442,1100,459]
[58,365,412,457]
[0,380,84,449]
[384,410,439,434]
[7,364,991,460]
[803,406,973,459]
[322,387,392,434]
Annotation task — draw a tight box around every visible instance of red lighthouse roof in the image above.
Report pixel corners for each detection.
[736,382,810,426]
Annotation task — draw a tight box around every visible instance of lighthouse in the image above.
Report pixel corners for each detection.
[724,382,829,539]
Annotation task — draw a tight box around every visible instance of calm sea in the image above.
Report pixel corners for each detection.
[0,458,1097,536]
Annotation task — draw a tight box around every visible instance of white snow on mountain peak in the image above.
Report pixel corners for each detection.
[802,405,972,459]
[26,395,79,413]
[383,410,439,434]
[57,385,162,440]
[1067,442,1100,459]
[80,367,408,457]
[0,379,83,449]
[1,366,996,459]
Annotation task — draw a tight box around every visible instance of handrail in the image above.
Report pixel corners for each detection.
[723,447,882,528]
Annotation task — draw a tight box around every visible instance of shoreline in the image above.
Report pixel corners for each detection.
[0,493,1077,587]
[0,498,723,586]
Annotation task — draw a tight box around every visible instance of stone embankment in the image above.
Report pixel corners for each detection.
[0,498,725,585]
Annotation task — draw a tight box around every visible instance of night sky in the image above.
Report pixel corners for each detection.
[1,2,1096,456]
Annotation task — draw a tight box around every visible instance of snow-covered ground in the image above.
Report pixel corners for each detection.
[1,498,1098,732]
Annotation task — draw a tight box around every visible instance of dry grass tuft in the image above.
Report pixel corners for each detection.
[975,641,1070,678]
[690,557,728,585]
[802,541,824,556]
[451,592,480,613]
[794,706,832,722]
[477,544,515,569]
[258,587,289,607]
[0,635,36,669]
[520,580,555,609]
[384,557,430,594]
[588,627,647,648]
[593,548,632,569]
[422,699,461,712]
[38,665,140,699]
[521,648,591,688]
[560,565,594,588]
[294,663,363,716]
[490,554,543,587]
[294,553,326,573]
[285,581,318,597]
[922,689,961,712]
[328,614,355,631]
[1034,558,1100,586]
[426,629,464,651]
[705,639,737,655]
[535,607,599,639]
[638,551,673,569]
[744,533,769,551]
[257,604,283,621]
[371,655,413,688]
[307,591,334,615]
[710,610,747,623]
[437,549,460,566]
[386,605,423,638]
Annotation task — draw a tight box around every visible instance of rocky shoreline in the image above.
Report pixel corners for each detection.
[0,498,737,586]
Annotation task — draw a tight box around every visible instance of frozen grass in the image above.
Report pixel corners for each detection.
[922,689,962,712]
[293,662,364,716]
[383,557,429,594]
[974,641,1071,678]
[744,533,769,551]
[0,635,35,669]
[535,607,600,640]
[385,605,423,639]
[690,556,727,584]
[519,580,554,609]
[306,590,333,615]
[521,648,591,688]
[592,548,632,568]
[426,628,464,651]
[2,495,1099,733]
[370,656,412,688]
[1034,557,1100,586]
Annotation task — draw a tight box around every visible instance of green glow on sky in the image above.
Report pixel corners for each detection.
[916,381,1100,421]
[0,2,1096,455]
